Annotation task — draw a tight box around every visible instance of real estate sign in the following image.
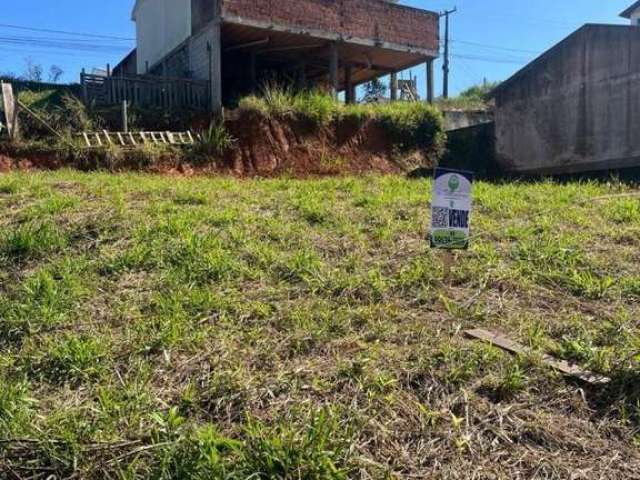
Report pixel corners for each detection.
[430,168,473,249]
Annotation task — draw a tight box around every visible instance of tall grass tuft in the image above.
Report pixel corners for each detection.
[190,121,236,160]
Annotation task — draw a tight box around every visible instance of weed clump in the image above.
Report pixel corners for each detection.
[0,221,67,260]
[27,334,108,384]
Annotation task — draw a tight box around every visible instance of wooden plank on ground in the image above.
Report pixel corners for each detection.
[592,192,640,202]
[1,82,19,139]
[464,329,611,385]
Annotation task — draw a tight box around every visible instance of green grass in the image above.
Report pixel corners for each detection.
[0,171,639,478]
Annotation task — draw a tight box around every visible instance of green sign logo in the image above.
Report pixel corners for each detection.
[448,175,460,193]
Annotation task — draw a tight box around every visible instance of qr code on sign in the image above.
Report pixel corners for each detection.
[432,207,449,228]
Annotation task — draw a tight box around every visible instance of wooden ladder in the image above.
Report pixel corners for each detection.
[79,130,196,148]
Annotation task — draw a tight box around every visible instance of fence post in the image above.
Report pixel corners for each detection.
[81,68,88,105]
[122,100,129,133]
[1,82,19,141]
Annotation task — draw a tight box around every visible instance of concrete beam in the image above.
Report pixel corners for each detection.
[225,38,270,53]
[426,59,434,104]
[221,14,439,58]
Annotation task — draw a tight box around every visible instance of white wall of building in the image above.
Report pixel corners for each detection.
[134,0,191,74]
[631,10,640,25]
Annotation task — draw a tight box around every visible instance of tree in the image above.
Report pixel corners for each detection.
[459,80,501,103]
[48,65,64,83]
[23,59,43,82]
[362,78,387,103]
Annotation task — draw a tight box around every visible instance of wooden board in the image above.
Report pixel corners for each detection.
[464,329,611,385]
[1,82,18,139]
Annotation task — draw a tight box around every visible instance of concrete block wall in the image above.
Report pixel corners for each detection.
[164,47,190,77]
[220,0,438,51]
[188,22,222,111]
[189,25,215,81]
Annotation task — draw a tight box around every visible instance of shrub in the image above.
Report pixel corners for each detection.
[238,84,445,155]
[371,101,445,154]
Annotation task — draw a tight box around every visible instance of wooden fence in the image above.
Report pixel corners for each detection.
[81,73,209,110]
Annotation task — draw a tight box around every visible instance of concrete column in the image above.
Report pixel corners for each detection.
[349,84,357,104]
[296,62,307,91]
[208,21,222,114]
[249,52,257,92]
[345,65,354,104]
[426,59,434,104]
[329,41,339,99]
[390,72,398,101]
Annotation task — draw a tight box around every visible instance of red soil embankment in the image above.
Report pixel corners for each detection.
[220,111,425,177]
[0,111,432,177]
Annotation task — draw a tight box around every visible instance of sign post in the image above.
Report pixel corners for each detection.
[429,168,473,279]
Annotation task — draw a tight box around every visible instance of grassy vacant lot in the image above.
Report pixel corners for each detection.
[1,171,639,479]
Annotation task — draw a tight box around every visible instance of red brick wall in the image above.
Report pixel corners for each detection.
[221,0,438,51]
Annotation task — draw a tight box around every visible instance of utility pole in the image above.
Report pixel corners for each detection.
[441,7,457,99]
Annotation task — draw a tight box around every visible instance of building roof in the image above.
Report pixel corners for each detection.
[489,24,634,98]
[620,1,640,18]
[131,0,143,21]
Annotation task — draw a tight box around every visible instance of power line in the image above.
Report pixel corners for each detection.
[451,39,539,55]
[0,46,120,61]
[0,23,134,42]
[451,53,528,65]
[0,36,131,54]
[456,59,482,85]
[0,34,132,45]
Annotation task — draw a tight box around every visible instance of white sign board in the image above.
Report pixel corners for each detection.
[430,168,473,249]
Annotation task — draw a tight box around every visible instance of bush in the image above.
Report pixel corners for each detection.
[238,84,445,155]
[371,102,445,154]
[17,89,93,139]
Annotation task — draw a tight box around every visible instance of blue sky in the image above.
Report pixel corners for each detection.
[0,0,632,97]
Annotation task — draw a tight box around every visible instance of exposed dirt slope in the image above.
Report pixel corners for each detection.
[221,112,425,176]
[0,111,432,177]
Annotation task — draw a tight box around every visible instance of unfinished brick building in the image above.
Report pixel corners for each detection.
[127,0,439,111]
